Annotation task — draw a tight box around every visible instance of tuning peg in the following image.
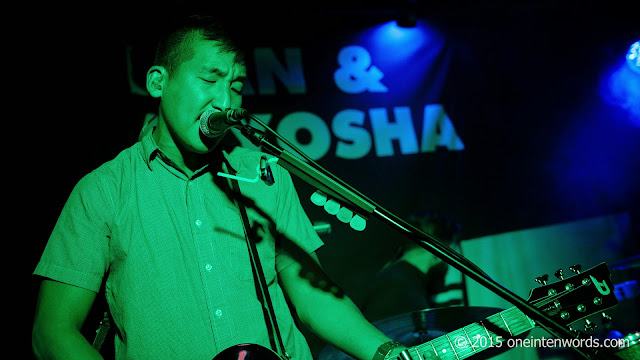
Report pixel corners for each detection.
[584,319,597,332]
[569,264,582,274]
[555,269,565,280]
[601,312,612,324]
[535,274,549,285]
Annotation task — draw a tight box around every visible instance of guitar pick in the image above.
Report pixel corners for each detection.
[336,207,354,223]
[350,214,367,231]
[324,199,341,215]
[310,191,328,206]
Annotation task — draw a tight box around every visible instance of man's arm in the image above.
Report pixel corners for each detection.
[279,252,403,360]
[32,279,103,360]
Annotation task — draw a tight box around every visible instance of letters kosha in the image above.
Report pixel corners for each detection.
[232,46,464,160]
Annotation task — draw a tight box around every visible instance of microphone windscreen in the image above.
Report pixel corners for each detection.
[199,110,223,138]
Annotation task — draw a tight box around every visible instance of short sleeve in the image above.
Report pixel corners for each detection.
[34,171,112,292]
[273,166,324,272]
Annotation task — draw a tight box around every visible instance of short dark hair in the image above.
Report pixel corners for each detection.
[407,211,461,244]
[395,211,461,256]
[153,15,246,75]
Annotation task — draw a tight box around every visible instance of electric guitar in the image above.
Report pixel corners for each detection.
[212,263,618,360]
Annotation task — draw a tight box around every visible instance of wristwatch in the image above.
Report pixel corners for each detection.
[373,341,405,360]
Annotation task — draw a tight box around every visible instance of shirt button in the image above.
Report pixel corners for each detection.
[205,263,212,271]
[215,309,223,317]
[195,219,202,227]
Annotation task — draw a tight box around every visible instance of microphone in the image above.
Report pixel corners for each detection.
[199,108,248,138]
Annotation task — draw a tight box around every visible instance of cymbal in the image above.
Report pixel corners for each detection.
[372,306,504,338]
[319,306,524,360]
[611,255,640,271]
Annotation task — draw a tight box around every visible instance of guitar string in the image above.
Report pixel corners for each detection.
[410,277,605,358]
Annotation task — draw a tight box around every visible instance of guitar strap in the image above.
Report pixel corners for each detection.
[228,173,289,360]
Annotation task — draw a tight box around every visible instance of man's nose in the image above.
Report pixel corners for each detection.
[211,87,232,112]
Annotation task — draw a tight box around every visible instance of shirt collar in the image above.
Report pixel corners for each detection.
[140,129,239,177]
[140,129,162,169]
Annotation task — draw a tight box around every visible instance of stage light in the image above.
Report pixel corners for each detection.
[396,0,417,28]
[626,40,640,75]
[600,40,640,127]
[396,10,417,28]
[368,21,429,52]
[352,20,444,104]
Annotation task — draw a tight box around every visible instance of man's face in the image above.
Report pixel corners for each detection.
[156,36,246,154]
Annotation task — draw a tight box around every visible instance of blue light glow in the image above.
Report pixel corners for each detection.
[366,20,431,59]
[601,57,640,127]
[351,20,447,104]
[626,40,640,74]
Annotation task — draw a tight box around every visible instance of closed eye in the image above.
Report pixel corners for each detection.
[231,80,244,94]
[200,77,243,94]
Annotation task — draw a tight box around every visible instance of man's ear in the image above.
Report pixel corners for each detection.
[146,66,166,98]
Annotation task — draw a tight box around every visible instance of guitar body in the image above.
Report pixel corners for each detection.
[213,344,286,360]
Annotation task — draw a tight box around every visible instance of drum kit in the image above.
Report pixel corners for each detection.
[319,255,639,360]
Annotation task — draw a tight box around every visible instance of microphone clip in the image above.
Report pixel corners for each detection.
[217,155,277,186]
[259,156,275,185]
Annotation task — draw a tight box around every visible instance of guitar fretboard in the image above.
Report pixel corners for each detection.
[408,307,535,359]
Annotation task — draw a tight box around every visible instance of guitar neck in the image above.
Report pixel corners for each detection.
[406,307,535,359]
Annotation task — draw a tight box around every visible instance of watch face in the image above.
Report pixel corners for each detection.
[376,341,404,360]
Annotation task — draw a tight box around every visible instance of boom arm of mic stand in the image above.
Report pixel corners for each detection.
[239,125,594,359]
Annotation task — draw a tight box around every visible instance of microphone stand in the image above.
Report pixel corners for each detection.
[237,120,596,359]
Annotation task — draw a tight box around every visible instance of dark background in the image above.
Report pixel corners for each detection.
[22,0,639,358]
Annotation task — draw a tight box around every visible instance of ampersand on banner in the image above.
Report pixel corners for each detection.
[334,45,388,94]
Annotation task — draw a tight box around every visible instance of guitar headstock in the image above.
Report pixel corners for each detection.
[528,263,618,332]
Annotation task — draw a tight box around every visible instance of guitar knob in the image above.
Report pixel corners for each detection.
[601,312,612,324]
[584,319,597,332]
[555,269,564,280]
[569,264,582,274]
[535,274,549,285]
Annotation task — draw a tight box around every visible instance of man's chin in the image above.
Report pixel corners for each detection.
[197,132,225,152]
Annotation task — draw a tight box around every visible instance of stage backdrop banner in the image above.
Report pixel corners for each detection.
[234,21,464,162]
[130,21,463,166]
[127,19,466,297]
[236,21,466,296]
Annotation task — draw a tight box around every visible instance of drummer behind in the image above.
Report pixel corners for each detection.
[361,212,464,322]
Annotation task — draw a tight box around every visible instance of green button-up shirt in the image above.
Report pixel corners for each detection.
[35,132,323,360]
